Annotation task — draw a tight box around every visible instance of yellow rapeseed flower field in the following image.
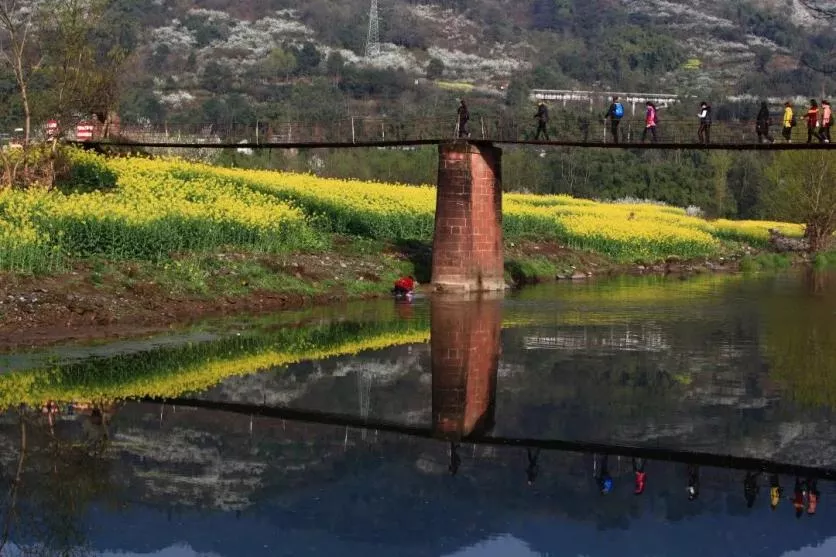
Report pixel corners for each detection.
[0,150,804,272]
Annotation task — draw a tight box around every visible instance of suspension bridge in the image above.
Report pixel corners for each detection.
[61,115,836,293]
[63,115,836,151]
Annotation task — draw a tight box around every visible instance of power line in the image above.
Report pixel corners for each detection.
[365,0,380,60]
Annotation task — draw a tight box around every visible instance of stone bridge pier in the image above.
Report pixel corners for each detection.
[432,141,504,293]
[430,295,502,440]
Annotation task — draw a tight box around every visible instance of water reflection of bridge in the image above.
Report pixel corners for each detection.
[145,296,836,481]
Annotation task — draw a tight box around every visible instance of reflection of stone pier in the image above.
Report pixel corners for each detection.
[431,296,502,439]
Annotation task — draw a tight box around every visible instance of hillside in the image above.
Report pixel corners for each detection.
[92,0,836,127]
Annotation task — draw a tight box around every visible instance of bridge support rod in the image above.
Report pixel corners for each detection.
[432,141,505,292]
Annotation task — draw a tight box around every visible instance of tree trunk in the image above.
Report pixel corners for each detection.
[805,219,833,253]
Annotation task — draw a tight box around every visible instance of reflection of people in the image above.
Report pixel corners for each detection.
[687,464,700,501]
[449,442,461,476]
[769,474,783,511]
[41,400,60,435]
[793,477,805,518]
[594,454,613,495]
[633,457,647,495]
[744,471,760,508]
[526,448,540,486]
[807,478,819,515]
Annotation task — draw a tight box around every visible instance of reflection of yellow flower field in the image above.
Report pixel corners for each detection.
[0,151,805,272]
[0,275,747,409]
[0,327,431,409]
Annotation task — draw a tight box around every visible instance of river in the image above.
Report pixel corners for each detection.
[1,271,836,556]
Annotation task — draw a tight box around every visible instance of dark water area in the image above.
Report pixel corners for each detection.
[2,271,836,556]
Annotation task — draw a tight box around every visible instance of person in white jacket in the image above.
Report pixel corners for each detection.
[697,102,711,145]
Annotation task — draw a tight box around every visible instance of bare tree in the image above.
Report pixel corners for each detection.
[0,0,42,147]
[0,0,126,187]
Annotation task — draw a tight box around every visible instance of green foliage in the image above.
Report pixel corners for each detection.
[504,256,558,284]
[765,151,836,251]
[740,253,792,272]
[56,147,118,194]
[426,58,445,80]
[763,271,836,409]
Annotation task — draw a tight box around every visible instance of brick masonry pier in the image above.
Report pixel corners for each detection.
[431,141,505,292]
[431,295,502,439]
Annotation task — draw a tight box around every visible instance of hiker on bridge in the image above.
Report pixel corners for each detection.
[782,102,795,142]
[457,99,470,138]
[697,101,712,145]
[756,102,774,144]
[603,96,624,143]
[821,99,832,143]
[806,99,822,144]
[642,102,658,143]
[534,102,550,141]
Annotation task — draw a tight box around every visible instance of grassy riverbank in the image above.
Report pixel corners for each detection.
[0,150,808,347]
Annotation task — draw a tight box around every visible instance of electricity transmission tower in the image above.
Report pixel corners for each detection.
[365,0,380,59]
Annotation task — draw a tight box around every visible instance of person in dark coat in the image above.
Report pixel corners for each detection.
[457,99,470,138]
[534,102,550,140]
[756,101,774,143]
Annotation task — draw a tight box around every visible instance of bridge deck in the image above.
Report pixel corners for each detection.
[68,138,836,151]
[150,396,836,481]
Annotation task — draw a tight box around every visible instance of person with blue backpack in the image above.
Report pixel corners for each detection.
[603,96,624,143]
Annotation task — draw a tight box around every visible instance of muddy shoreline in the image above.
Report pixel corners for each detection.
[0,247,802,353]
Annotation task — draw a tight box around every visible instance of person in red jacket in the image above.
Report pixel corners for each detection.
[642,102,658,143]
[392,275,416,298]
[806,99,822,144]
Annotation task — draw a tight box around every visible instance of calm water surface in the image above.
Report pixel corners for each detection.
[2,271,836,556]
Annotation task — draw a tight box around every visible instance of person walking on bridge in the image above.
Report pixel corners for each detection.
[534,101,550,141]
[821,99,832,143]
[603,96,624,143]
[756,102,774,144]
[457,99,470,138]
[806,99,822,144]
[642,102,658,143]
[697,101,712,145]
[782,102,795,142]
